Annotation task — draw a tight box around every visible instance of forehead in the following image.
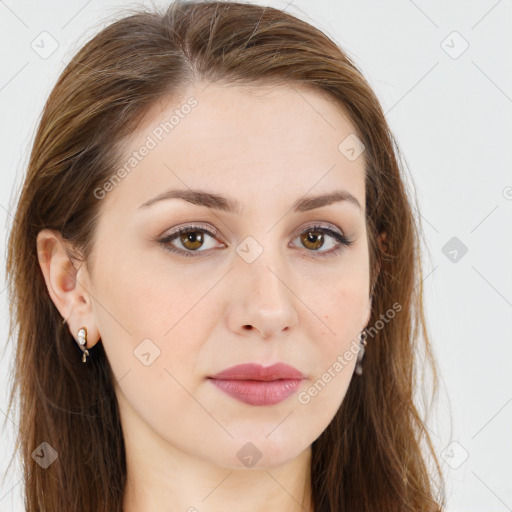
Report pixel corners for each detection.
[103,81,366,215]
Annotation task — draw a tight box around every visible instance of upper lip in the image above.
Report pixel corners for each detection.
[208,363,306,381]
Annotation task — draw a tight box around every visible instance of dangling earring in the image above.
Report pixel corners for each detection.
[354,329,368,375]
[77,327,90,363]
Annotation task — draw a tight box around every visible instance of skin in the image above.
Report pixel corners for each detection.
[37,81,376,512]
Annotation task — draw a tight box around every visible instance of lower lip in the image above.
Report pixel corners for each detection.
[208,378,304,406]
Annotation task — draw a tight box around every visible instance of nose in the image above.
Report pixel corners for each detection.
[227,253,299,339]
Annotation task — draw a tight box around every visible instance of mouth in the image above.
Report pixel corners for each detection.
[208,378,305,406]
[207,362,306,406]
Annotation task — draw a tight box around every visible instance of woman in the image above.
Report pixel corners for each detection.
[4,1,444,510]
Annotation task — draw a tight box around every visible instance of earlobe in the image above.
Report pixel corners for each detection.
[36,229,101,350]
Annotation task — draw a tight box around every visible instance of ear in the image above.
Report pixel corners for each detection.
[377,231,388,254]
[36,229,101,350]
[364,231,387,326]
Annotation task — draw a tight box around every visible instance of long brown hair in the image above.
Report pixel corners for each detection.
[4,1,445,510]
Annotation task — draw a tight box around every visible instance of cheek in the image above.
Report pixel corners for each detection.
[93,252,224,385]
[304,254,370,337]
[93,261,213,433]
[94,243,200,337]
[300,258,369,393]
[294,287,366,426]
[312,287,367,384]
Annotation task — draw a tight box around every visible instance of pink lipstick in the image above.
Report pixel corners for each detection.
[208,362,306,406]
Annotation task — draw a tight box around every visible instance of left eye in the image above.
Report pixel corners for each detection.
[157,224,353,258]
[292,226,353,256]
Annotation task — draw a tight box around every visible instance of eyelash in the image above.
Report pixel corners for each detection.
[157,223,354,259]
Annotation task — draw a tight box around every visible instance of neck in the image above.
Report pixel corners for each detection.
[122,447,314,512]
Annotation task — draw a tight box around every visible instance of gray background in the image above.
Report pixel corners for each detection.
[1,1,511,511]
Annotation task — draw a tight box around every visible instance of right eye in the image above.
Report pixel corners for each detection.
[158,224,225,258]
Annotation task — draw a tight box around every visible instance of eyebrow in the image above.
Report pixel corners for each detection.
[138,188,362,214]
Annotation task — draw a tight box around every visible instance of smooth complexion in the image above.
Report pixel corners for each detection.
[36,81,373,512]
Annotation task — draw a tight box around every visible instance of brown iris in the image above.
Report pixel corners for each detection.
[179,230,204,250]
[301,229,324,250]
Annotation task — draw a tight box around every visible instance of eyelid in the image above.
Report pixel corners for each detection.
[161,222,220,239]
[292,220,344,238]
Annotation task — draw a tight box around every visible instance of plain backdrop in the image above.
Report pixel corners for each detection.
[1,1,511,511]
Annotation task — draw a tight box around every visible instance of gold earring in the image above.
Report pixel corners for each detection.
[77,327,90,363]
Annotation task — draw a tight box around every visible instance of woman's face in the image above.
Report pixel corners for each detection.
[85,82,371,469]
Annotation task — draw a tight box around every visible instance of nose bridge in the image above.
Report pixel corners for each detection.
[230,233,298,336]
